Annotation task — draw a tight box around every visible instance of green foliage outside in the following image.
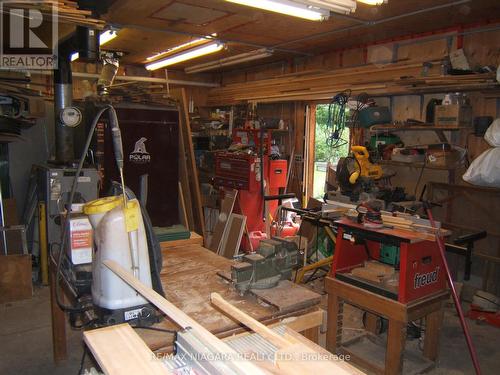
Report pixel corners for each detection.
[314,104,350,163]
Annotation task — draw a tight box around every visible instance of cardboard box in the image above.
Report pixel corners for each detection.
[435,104,472,127]
[0,255,32,303]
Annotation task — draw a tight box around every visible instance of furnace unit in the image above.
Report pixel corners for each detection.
[96,102,180,227]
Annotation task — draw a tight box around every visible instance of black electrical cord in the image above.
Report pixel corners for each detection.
[326,91,350,149]
[78,345,88,375]
[53,105,115,313]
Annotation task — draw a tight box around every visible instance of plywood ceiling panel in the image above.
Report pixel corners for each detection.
[99,0,499,69]
[150,2,229,25]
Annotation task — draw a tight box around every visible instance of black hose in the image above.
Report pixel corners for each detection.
[53,105,114,313]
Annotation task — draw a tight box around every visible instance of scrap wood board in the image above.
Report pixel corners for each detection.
[249,280,322,312]
[219,213,246,258]
[208,189,238,252]
[84,324,171,375]
[217,270,321,312]
[0,254,32,303]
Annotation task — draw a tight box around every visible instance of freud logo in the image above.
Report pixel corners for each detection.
[129,137,151,164]
[0,1,58,69]
[414,266,440,289]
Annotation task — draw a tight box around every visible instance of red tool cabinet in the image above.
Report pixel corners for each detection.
[214,129,287,238]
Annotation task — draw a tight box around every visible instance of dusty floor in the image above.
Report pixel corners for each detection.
[1,285,499,375]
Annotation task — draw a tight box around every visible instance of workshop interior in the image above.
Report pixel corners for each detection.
[0,1,499,374]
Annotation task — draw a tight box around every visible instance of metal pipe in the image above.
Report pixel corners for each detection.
[27,70,219,88]
[272,0,471,48]
[54,55,74,162]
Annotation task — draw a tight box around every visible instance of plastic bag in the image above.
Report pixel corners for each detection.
[484,118,500,147]
[463,148,500,187]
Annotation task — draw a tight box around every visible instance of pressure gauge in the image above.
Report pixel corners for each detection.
[60,106,82,127]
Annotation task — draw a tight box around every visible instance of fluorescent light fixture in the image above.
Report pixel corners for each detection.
[294,0,357,14]
[145,42,225,71]
[71,29,118,62]
[146,34,217,62]
[224,0,331,21]
[99,29,118,46]
[357,0,386,4]
[185,49,273,74]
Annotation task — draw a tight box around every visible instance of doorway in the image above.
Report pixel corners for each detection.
[312,103,350,199]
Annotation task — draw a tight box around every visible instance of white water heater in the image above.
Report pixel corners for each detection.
[84,195,153,323]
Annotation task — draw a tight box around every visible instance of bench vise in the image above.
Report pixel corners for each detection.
[231,238,299,294]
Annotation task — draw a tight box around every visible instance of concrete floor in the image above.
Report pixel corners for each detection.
[1,285,499,375]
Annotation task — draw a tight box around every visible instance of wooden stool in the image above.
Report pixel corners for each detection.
[325,277,449,375]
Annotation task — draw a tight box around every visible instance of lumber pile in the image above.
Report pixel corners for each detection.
[3,1,106,29]
[207,61,498,105]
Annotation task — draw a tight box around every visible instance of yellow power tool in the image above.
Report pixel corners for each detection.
[348,145,383,184]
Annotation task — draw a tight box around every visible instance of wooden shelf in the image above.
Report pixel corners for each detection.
[379,159,459,171]
[370,124,467,143]
[370,124,465,132]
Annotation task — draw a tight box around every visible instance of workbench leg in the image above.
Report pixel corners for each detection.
[49,263,67,362]
[385,319,406,375]
[423,307,444,361]
[326,295,343,354]
[302,326,319,344]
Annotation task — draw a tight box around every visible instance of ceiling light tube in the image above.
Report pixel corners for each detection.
[146,34,218,61]
[224,0,331,21]
[357,0,386,5]
[99,29,118,45]
[293,0,356,13]
[71,29,119,62]
[145,42,225,71]
[185,49,273,74]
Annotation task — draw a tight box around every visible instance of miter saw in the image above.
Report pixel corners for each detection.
[335,145,416,210]
[336,145,383,199]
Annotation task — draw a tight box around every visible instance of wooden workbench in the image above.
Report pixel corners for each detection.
[139,242,322,351]
[50,237,322,360]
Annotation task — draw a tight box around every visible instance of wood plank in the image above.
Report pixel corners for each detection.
[177,109,195,231]
[211,292,291,349]
[249,280,322,312]
[172,88,205,239]
[160,232,203,253]
[83,324,171,375]
[0,254,32,303]
[222,309,323,342]
[220,213,246,258]
[103,260,267,375]
[49,260,66,362]
[178,181,189,229]
[208,189,237,252]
